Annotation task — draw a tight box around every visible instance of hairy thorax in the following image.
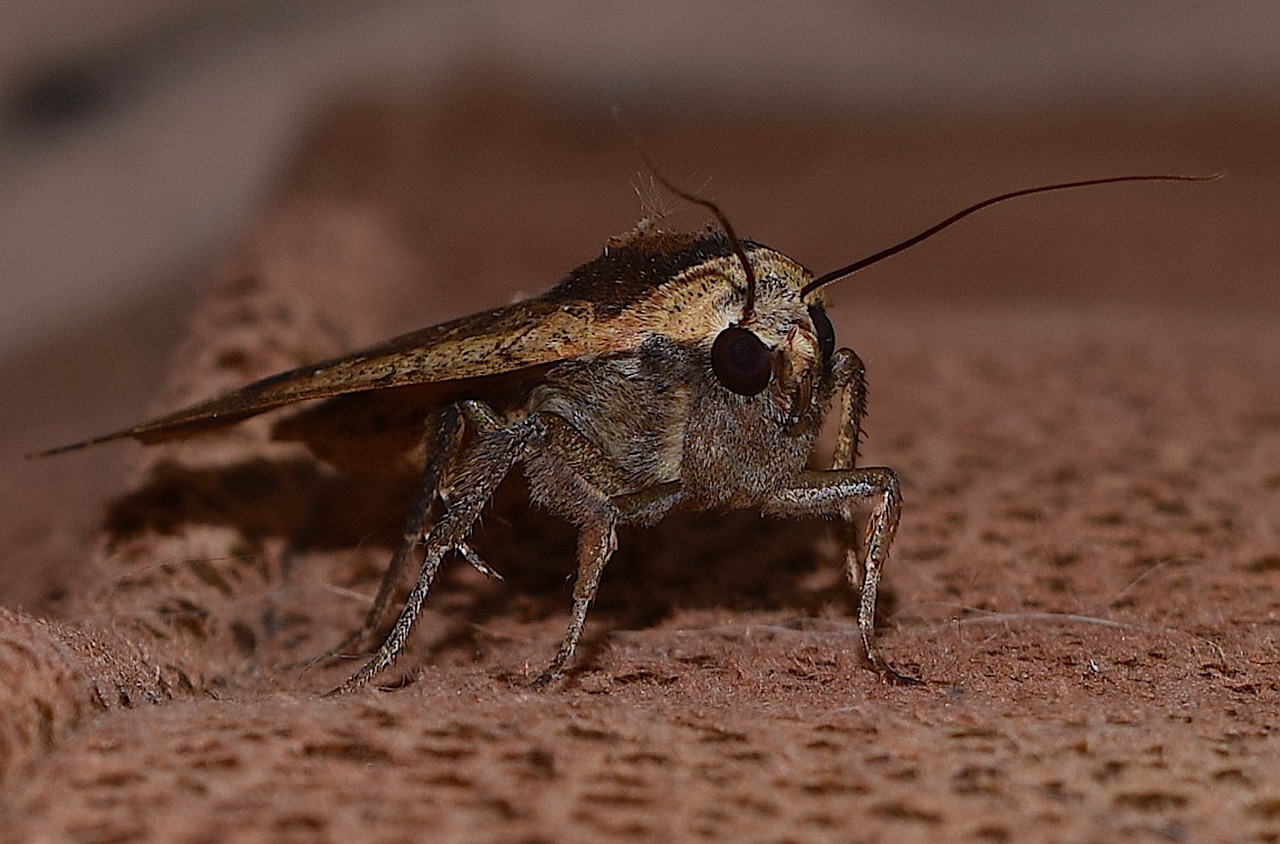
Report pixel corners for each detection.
[528,346,690,498]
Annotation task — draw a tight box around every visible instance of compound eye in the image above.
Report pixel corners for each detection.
[808,304,836,363]
[711,326,773,396]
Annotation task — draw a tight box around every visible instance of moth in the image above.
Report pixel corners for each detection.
[40,174,1203,692]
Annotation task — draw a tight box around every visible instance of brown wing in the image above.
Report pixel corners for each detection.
[37,295,614,454]
[37,228,756,456]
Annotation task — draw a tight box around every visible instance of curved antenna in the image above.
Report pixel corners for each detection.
[639,151,758,323]
[800,174,1218,299]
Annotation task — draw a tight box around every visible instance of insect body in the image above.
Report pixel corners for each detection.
[40,175,1205,691]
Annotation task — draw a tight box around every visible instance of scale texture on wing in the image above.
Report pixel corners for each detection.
[41,229,751,454]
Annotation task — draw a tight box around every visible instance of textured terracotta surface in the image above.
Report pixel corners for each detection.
[4,72,1280,842]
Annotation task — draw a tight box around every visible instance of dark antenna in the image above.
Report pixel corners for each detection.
[800,174,1218,299]
[639,150,758,323]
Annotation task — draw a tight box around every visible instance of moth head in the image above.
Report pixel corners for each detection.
[639,170,829,421]
[696,246,830,425]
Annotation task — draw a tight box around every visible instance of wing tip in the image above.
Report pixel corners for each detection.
[27,430,135,459]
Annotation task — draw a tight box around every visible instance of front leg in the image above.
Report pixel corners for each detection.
[823,348,915,681]
[829,347,867,471]
[763,467,914,683]
[826,350,870,593]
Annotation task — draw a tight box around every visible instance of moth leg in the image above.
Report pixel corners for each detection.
[810,348,864,580]
[537,482,685,682]
[828,348,870,606]
[763,467,916,684]
[318,403,467,661]
[532,513,617,687]
[826,349,916,681]
[829,348,867,470]
[456,541,503,581]
[527,423,684,686]
[444,401,509,581]
[331,407,548,695]
[519,416,622,686]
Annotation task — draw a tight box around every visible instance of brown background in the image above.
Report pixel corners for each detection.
[3,9,1280,842]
